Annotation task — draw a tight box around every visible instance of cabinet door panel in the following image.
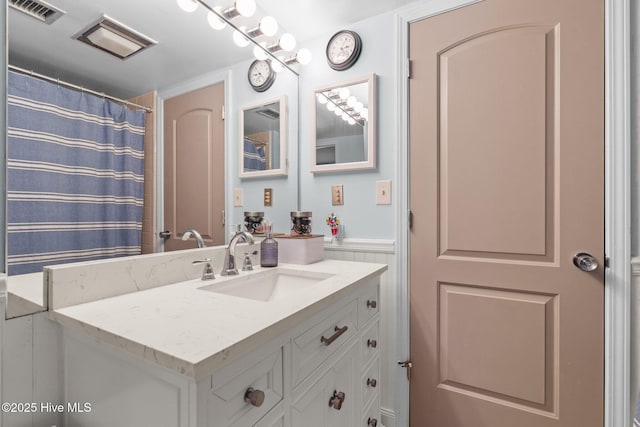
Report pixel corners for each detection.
[292,342,359,427]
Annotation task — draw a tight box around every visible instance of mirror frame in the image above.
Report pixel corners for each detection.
[311,73,376,173]
[239,95,288,179]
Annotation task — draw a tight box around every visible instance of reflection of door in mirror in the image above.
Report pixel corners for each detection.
[163,83,225,251]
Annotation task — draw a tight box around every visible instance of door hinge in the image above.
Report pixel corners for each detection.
[221,105,225,120]
[408,210,413,231]
[398,360,413,381]
[407,59,412,79]
[604,255,610,269]
[222,209,225,226]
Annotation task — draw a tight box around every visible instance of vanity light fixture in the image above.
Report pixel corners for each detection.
[176,0,310,75]
[73,15,157,60]
[317,90,367,126]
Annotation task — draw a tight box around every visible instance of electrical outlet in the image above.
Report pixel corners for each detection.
[264,188,273,206]
[332,185,344,205]
[233,188,244,207]
[376,180,391,205]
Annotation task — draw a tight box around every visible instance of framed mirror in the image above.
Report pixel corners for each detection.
[311,73,376,173]
[239,96,288,178]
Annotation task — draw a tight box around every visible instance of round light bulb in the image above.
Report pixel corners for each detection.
[279,33,296,52]
[253,43,268,60]
[327,102,336,112]
[207,8,226,30]
[347,117,356,125]
[296,48,312,65]
[177,0,198,12]
[318,94,328,105]
[235,0,256,17]
[339,88,350,100]
[233,27,250,47]
[354,102,363,113]
[341,112,349,121]
[334,107,343,116]
[259,16,278,37]
[361,108,369,121]
[346,96,357,108]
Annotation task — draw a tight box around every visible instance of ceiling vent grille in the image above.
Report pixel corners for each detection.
[9,0,66,25]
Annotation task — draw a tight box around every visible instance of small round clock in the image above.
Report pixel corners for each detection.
[248,59,276,92]
[326,30,362,71]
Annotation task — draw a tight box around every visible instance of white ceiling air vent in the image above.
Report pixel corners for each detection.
[9,0,66,25]
[73,15,157,60]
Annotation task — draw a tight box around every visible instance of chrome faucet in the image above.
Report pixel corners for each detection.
[182,229,205,248]
[192,258,215,280]
[221,227,255,276]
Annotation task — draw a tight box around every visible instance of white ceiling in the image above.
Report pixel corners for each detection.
[8,0,417,99]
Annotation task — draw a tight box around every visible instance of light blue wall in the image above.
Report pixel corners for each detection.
[298,12,397,239]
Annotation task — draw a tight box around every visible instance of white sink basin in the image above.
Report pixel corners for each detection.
[197,268,334,302]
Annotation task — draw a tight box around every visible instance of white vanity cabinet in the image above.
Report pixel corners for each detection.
[60,275,381,427]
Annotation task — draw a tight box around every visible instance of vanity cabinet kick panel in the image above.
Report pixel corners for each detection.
[60,277,381,427]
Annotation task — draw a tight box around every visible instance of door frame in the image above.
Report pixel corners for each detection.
[394,1,632,427]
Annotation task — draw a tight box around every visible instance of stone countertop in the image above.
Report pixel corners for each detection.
[49,259,387,380]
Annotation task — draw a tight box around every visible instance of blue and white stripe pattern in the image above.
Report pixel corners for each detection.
[7,71,146,275]
[243,139,266,171]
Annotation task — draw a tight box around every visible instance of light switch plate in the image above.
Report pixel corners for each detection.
[376,180,391,205]
[233,188,244,207]
[332,185,344,205]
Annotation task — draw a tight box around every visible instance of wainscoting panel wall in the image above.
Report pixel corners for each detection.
[324,238,397,427]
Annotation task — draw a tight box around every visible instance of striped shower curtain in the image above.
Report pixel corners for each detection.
[7,71,146,275]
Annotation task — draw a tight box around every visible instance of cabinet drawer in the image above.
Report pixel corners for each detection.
[358,285,380,327]
[361,320,380,368]
[362,357,380,409]
[208,347,284,427]
[292,299,358,387]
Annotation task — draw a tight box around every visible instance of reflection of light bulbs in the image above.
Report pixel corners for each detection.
[279,33,296,51]
[318,94,328,105]
[334,107,343,116]
[207,7,226,30]
[346,96,356,108]
[341,112,349,121]
[327,102,336,112]
[361,108,369,121]
[296,48,312,65]
[339,88,350,100]
[233,27,250,47]
[354,102,363,113]
[253,43,268,60]
[235,0,256,17]
[271,59,284,73]
[177,0,198,12]
[348,117,356,125]
[259,16,278,37]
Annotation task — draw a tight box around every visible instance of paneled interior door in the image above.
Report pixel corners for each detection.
[408,0,604,425]
[163,82,225,251]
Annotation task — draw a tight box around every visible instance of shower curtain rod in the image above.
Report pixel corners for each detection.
[8,65,153,113]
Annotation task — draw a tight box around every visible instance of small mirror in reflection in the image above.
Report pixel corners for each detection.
[240,96,288,178]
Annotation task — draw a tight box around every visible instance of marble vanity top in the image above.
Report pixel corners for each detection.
[49,259,386,380]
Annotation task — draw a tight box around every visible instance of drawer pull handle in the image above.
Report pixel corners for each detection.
[367,339,378,348]
[321,325,348,346]
[328,390,346,410]
[368,417,378,426]
[367,378,377,388]
[366,299,377,309]
[244,387,265,407]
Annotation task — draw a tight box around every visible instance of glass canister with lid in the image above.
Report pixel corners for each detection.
[290,211,312,236]
[244,211,265,234]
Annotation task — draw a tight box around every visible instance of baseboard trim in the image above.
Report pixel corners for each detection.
[323,238,396,254]
[381,406,396,427]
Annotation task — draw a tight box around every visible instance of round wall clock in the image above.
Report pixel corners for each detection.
[326,30,362,71]
[248,59,276,92]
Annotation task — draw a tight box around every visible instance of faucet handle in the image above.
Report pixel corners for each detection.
[242,252,254,271]
[193,258,215,280]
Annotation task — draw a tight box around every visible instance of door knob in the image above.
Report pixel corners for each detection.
[573,252,598,272]
[159,230,172,240]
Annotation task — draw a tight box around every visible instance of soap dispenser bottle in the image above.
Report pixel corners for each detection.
[260,222,278,267]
